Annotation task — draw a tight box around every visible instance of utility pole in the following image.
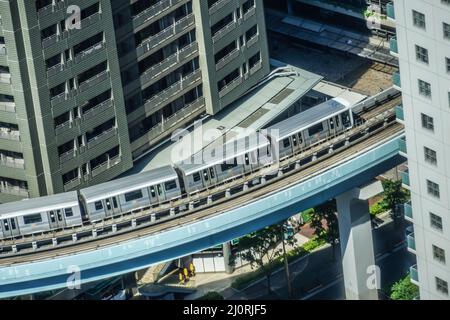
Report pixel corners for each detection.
[281,224,293,299]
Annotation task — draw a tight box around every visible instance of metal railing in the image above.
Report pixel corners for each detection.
[59,149,76,164]
[0,185,29,197]
[74,42,105,64]
[133,0,184,28]
[91,156,121,178]
[216,48,240,70]
[219,75,242,98]
[0,158,25,169]
[78,70,109,92]
[63,177,81,192]
[212,19,237,43]
[0,102,15,113]
[410,265,419,283]
[249,60,263,76]
[246,34,259,48]
[407,233,416,252]
[82,99,113,121]
[395,105,404,121]
[243,6,256,21]
[404,202,413,220]
[87,127,117,149]
[0,130,20,141]
[209,0,232,15]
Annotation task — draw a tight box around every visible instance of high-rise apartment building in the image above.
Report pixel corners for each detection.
[0,0,270,203]
[391,0,450,300]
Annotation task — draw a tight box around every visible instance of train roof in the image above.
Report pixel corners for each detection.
[0,191,79,219]
[176,132,270,175]
[266,97,352,141]
[80,165,178,203]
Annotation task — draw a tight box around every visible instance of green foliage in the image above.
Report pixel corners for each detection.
[301,209,314,224]
[390,275,419,300]
[370,201,387,217]
[382,179,410,215]
[311,200,339,244]
[197,291,224,300]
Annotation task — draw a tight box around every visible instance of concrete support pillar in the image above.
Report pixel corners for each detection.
[223,241,234,274]
[261,175,266,185]
[225,189,231,198]
[336,181,383,300]
[170,208,175,216]
[295,161,301,170]
[243,182,249,192]
[278,169,284,178]
[189,201,195,211]
[207,195,213,204]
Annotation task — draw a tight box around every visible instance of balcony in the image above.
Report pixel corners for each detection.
[399,136,407,154]
[216,48,240,71]
[59,149,77,164]
[247,34,259,48]
[0,73,11,84]
[50,92,68,107]
[82,99,113,121]
[133,0,184,29]
[389,37,398,55]
[42,34,59,49]
[410,265,419,285]
[219,75,242,98]
[400,169,410,187]
[0,185,29,197]
[78,70,109,93]
[243,6,256,21]
[136,14,195,58]
[0,130,20,141]
[63,177,81,192]
[209,0,232,15]
[37,1,64,19]
[87,127,117,149]
[407,232,416,253]
[392,71,401,89]
[74,42,105,64]
[54,120,73,135]
[143,69,202,112]
[395,105,404,122]
[0,101,16,113]
[0,157,25,170]
[0,44,6,55]
[404,202,413,221]
[212,20,237,43]
[91,156,121,178]
[250,61,263,76]
[387,2,395,20]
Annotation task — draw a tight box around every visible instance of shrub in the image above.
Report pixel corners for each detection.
[197,291,224,300]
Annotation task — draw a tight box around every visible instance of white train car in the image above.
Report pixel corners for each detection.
[0,192,82,239]
[266,97,354,159]
[79,166,182,221]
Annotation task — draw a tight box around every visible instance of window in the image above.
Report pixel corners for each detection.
[444,22,450,40]
[442,0,450,5]
[436,277,448,295]
[427,180,440,199]
[23,214,42,225]
[412,10,426,29]
[446,58,450,73]
[283,138,290,148]
[433,245,446,264]
[418,79,432,98]
[430,212,443,231]
[415,45,429,63]
[308,123,324,136]
[164,180,177,191]
[424,147,437,165]
[64,208,74,217]
[421,113,434,131]
[124,190,143,202]
[95,201,103,210]
[193,172,201,182]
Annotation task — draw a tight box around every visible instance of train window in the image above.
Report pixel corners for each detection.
[335,116,340,127]
[165,180,177,191]
[157,184,162,195]
[308,123,324,136]
[209,168,215,179]
[329,118,335,130]
[24,214,43,225]
[150,187,156,197]
[95,201,103,210]
[50,211,56,223]
[283,138,290,148]
[3,220,9,231]
[193,172,201,182]
[342,112,351,127]
[65,208,74,217]
[221,160,237,171]
[57,210,63,221]
[124,190,143,202]
[293,137,298,147]
[113,197,118,208]
[106,199,112,210]
[298,133,303,144]
[245,154,250,165]
[203,170,209,181]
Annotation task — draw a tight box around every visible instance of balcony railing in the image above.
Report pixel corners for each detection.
[91,156,121,178]
[410,265,419,284]
[143,69,202,112]
[54,119,73,135]
[0,130,20,141]
[87,127,117,149]
[404,202,413,221]
[209,0,232,15]
[243,6,256,21]
[219,75,242,98]
[0,158,25,169]
[216,48,240,70]
[0,74,12,84]
[407,233,416,252]
[63,177,81,192]
[212,20,237,43]
[387,2,395,20]
[401,169,410,187]
[399,137,407,154]
[42,34,59,48]
[136,13,195,58]
[393,71,401,88]
[0,44,6,55]
[133,0,184,28]
[249,60,263,76]
[395,105,404,121]
[82,99,113,121]
[59,149,76,164]
[390,37,398,54]
[74,42,105,64]
[50,92,68,107]
[246,34,259,48]
[0,185,29,197]
[78,70,109,92]
[0,102,16,113]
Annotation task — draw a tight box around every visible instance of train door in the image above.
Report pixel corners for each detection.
[297,132,305,149]
[1,218,20,238]
[243,153,253,172]
[104,197,120,216]
[149,184,166,204]
[48,209,66,229]
[341,111,353,128]
[201,168,214,188]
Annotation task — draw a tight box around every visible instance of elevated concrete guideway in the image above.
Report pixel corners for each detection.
[0,125,405,298]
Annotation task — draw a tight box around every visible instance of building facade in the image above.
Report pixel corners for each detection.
[0,0,270,203]
[392,0,450,300]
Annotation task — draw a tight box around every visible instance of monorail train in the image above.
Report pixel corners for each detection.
[0,98,355,240]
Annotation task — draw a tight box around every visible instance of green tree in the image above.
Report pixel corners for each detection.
[382,179,410,218]
[311,200,339,261]
[390,275,419,300]
[234,222,296,295]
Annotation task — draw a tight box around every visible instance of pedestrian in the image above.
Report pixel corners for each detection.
[183,267,189,281]
[179,272,184,284]
[189,263,196,277]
